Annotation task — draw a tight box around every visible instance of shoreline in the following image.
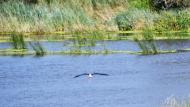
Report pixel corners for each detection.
[0,30,190,43]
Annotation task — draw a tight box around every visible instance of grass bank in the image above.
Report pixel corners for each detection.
[0,0,127,33]
[0,0,190,35]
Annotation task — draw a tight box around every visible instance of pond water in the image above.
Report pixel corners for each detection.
[1,39,190,52]
[0,40,190,107]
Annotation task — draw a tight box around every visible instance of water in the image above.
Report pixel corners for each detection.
[0,40,190,107]
[1,40,190,51]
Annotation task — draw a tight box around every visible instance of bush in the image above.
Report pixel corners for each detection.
[115,9,159,30]
[154,9,190,31]
[115,8,190,31]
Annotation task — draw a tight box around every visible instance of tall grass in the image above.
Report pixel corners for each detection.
[128,0,152,9]
[0,0,128,33]
[134,30,158,55]
[0,1,94,32]
[1,0,189,33]
[10,33,27,49]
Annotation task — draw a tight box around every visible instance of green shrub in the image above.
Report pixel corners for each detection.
[115,9,159,31]
[116,8,190,31]
[154,10,190,31]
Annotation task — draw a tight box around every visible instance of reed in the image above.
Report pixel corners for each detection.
[134,30,158,55]
[10,33,27,50]
[0,0,128,33]
[29,42,46,56]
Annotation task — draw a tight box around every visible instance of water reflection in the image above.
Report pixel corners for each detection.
[0,39,190,52]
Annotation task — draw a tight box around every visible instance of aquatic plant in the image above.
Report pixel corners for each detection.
[10,33,27,50]
[70,31,108,47]
[134,30,158,55]
[29,42,46,56]
[134,38,158,55]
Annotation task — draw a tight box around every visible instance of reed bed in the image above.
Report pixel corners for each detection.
[0,0,128,33]
[10,33,27,49]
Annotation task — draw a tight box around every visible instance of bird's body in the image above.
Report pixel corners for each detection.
[74,73,109,78]
[88,73,93,78]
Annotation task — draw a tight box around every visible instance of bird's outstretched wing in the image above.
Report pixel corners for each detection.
[73,73,89,78]
[92,73,109,76]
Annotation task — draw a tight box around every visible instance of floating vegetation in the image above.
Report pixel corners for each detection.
[10,33,27,50]
[29,42,46,56]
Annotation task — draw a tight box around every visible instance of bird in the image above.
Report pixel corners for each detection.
[73,73,109,78]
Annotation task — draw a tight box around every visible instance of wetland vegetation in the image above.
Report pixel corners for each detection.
[1,1,190,107]
[0,0,189,33]
[0,31,190,56]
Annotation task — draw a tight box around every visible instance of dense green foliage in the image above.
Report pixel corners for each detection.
[154,10,190,31]
[115,9,159,30]
[116,8,190,31]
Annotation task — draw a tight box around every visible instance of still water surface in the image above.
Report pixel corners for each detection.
[0,39,190,107]
[0,52,190,107]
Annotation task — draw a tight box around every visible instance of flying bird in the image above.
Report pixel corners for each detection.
[73,73,109,78]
